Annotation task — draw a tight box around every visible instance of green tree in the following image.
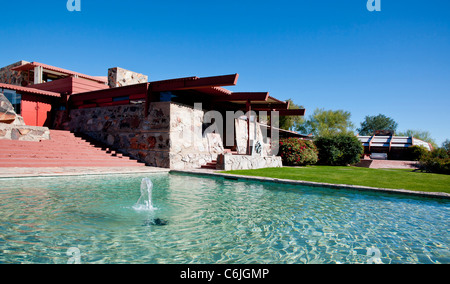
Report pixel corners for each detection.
[357,114,398,136]
[397,129,438,149]
[442,139,450,154]
[278,99,305,131]
[296,108,354,137]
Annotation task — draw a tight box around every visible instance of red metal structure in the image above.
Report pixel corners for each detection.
[2,61,305,131]
[0,83,60,127]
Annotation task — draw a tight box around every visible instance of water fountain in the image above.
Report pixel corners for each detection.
[134,178,169,226]
[133,178,155,211]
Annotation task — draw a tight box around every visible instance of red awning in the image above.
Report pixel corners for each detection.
[0,83,60,97]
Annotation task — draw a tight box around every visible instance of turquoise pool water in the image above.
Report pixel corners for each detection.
[0,173,448,264]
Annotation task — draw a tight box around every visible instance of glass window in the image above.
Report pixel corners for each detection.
[2,90,21,115]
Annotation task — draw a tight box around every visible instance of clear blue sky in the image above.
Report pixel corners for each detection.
[1,1,449,144]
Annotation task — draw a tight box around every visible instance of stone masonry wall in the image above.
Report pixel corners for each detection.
[169,103,224,170]
[0,61,29,86]
[217,154,282,171]
[108,67,148,88]
[69,102,170,168]
[68,102,278,170]
[69,102,225,169]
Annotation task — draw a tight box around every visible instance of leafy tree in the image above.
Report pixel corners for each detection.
[296,108,354,137]
[441,139,450,154]
[278,99,305,131]
[357,114,398,136]
[397,129,438,149]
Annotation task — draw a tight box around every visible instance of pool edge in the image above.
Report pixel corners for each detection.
[170,169,450,200]
[0,167,170,179]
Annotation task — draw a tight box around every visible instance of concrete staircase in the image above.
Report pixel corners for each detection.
[200,160,217,170]
[0,130,147,168]
[199,149,238,170]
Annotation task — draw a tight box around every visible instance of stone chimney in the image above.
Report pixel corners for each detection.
[108,67,148,88]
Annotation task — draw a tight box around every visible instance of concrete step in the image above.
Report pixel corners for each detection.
[201,160,217,169]
[0,160,146,168]
[0,152,125,159]
[0,130,146,168]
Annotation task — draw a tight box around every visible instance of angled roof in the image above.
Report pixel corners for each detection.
[0,83,60,97]
[358,135,433,151]
[69,73,305,116]
[11,62,107,84]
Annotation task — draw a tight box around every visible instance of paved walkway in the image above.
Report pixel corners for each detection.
[0,166,169,178]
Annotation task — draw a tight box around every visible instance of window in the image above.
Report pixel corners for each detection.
[2,90,21,115]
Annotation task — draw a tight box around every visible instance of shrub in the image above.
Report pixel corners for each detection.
[418,148,450,175]
[314,134,363,166]
[279,138,318,166]
[407,145,429,161]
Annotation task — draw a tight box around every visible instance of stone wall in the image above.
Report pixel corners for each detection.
[69,101,225,169]
[68,101,280,170]
[0,124,50,141]
[169,103,224,170]
[217,154,282,171]
[108,67,148,88]
[0,61,29,86]
[235,117,273,156]
[69,102,171,168]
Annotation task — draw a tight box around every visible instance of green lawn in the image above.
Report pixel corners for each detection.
[222,166,450,194]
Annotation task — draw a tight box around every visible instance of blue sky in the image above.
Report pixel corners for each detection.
[1,0,449,144]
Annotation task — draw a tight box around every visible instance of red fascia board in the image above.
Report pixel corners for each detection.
[212,92,270,102]
[195,87,233,96]
[33,77,74,93]
[244,103,290,110]
[150,74,239,92]
[0,83,60,97]
[267,96,287,104]
[70,83,148,102]
[32,77,108,95]
[271,109,306,116]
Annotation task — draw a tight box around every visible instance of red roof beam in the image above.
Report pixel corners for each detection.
[271,109,306,116]
[244,103,290,110]
[70,83,148,102]
[212,92,270,102]
[0,83,60,97]
[151,74,239,92]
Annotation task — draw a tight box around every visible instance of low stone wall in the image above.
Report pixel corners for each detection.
[0,124,50,141]
[217,154,282,171]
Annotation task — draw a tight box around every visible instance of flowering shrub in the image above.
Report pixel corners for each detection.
[279,138,318,166]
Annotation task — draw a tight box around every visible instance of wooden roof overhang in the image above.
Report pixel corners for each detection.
[0,83,61,98]
[209,92,305,116]
[69,72,305,117]
[12,62,108,84]
[69,74,240,109]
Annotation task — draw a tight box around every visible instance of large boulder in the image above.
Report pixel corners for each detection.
[0,93,25,125]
